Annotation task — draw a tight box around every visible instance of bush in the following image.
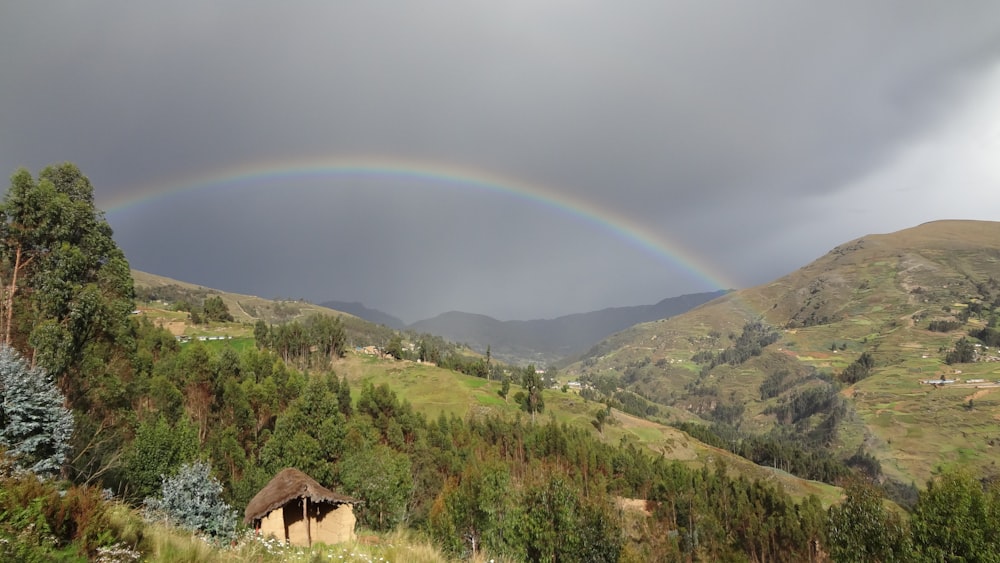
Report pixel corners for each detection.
[0,346,74,477]
[0,469,120,560]
[143,461,238,542]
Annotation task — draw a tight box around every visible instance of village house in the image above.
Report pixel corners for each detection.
[244,468,360,547]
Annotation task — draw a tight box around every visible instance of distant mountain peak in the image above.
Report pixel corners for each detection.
[319,300,406,329]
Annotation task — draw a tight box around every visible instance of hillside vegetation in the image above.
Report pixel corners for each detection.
[132,269,837,505]
[567,220,1000,489]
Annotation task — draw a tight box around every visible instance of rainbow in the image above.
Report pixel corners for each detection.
[103,156,740,293]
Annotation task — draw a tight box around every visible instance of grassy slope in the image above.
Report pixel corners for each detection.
[565,220,1000,485]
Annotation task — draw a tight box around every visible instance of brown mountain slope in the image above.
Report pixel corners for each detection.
[566,220,1000,485]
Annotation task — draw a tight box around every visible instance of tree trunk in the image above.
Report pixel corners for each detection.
[3,245,35,346]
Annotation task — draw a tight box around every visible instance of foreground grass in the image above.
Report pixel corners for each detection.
[137,520,510,563]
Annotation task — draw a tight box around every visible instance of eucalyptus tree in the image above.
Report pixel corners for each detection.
[828,480,912,562]
[1,164,135,487]
[910,471,1000,562]
[0,164,134,406]
[519,365,544,421]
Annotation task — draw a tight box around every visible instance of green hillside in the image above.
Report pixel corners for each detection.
[566,220,1000,486]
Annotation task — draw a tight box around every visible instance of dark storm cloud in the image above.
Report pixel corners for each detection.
[2,2,1000,321]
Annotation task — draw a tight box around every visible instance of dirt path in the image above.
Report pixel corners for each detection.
[617,497,652,516]
[901,309,924,328]
[965,388,994,402]
[232,300,251,319]
[159,320,186,336]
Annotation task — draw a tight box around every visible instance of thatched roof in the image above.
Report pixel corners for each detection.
[244,468,359,523]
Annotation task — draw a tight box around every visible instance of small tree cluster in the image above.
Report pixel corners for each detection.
[839,351,875,385]
[759,369,792,400]
[928,319,964,332]
[945,337,977,365]
[910,471,1000,560]
[385,334,404,360]
[828,481,912,562]
[970,326,1000,347]
[516,366,545,421]
[255,314,347,366]
[201,296,233,323]
[692,320,780,369]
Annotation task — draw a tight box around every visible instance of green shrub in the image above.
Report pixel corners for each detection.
[0,469,120,560]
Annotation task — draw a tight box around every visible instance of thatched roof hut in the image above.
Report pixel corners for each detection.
[245,468,360,547]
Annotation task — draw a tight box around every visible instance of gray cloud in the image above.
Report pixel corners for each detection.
[3,2,1000,321]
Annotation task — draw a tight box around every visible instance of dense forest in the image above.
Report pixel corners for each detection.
[3,164,1000,561]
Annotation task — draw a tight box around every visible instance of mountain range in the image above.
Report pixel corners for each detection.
[324,290,729,365]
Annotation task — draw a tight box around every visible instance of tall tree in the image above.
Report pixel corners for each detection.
[253,319,270,350]
[0,164,134,408]
[499,375,510,403]
[429,458,517,558]
[122,414,198,501]
[519,365,545,422]
[386,334,404,360]
[910,471,1000,561]
[828,480,912,562]
[305,314,346,362]
[339,443,413,531]
[259,377,345,484]
[485,345,492,380]
[337,376,353,418]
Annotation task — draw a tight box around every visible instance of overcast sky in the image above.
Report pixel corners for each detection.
[3,2,1000,322]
